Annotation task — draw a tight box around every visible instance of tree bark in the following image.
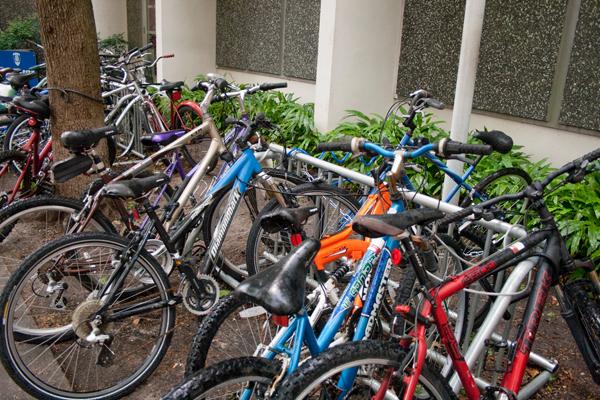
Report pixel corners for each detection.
[36,0,106,196]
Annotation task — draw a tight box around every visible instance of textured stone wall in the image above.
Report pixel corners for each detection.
[397,0,598,133]
[216,0,320,80]
[560,0,600,131]
[0,0,36,30]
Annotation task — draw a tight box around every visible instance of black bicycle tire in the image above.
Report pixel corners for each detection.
[201,168,308,282]
[0,195,116,244]
[165,356,281,400]
[0,232,176,400]
[2,114,29,152]
[460,167,532,208]
[185,294,262,375]
[273,340,457,399]
[244,181,361,276]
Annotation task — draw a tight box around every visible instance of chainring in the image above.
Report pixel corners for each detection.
[182,274,220,316]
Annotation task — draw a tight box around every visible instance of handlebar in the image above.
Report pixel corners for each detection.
[315,137,492,159]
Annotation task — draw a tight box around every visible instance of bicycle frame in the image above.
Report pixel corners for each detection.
[393,229,559,399]
[3,117,51,203]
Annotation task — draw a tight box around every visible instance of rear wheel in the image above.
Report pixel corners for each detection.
[0,232,175,400]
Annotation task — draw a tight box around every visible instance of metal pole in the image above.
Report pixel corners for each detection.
[442,0,486,204]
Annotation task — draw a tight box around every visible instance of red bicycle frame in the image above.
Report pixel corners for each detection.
[3,116,52,203]
[394,229,552,399]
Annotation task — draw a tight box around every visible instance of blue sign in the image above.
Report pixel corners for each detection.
[0,50,38,86]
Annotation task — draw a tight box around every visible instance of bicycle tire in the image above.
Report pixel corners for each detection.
[165,357,281,400]
[200,168,309,282]
[244,181,361,276]
[0,196,117,250]
[3,115,51,174]
[0,232,176,400]
[2,114,29,151]
[273,340,456,399]
[185,294,279,375]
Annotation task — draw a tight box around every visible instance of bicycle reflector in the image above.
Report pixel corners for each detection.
[171,90,182,101]
[391,248,402,266]
[272,315,289,327]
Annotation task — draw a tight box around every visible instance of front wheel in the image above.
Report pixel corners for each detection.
[0,232,176,400]
[273,340,456,400]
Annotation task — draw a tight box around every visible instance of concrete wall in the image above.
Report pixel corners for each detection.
[92,0,127,39]
[156,0,216,84]
[215,68,316,103]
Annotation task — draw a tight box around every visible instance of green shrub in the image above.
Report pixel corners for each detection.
[98,33,128,54]
[0,15,40,50]
[160,79,599,261]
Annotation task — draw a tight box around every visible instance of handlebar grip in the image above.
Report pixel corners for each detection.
[424,98,445,110]
[438,140,492,156]
[191,81,209,92]
[139,42,154,52]
[163,53,175,58]
[214,78,230,91]
[316,141,353,153]
[260,82,287,91]
[582,147,600,163]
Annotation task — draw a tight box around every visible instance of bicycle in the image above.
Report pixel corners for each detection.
[273,147,600,399]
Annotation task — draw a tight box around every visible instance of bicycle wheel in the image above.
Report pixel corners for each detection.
[185,294,279,375]
[244,181,360,276]
[461,167,532,225]
[0,232,176,400]
[3,115,51,173]
[200,168,309,282]
[0,196,116,284]
[274,340,456,399]
[165,357,281,400]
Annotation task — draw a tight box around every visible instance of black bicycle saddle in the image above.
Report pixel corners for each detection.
[352,209,445,238]
[235,239,321,316]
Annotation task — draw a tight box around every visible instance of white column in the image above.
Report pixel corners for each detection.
[442,0,486,204]
[314,0,404,132]
[155,0,216,84]
[92,0,127,40]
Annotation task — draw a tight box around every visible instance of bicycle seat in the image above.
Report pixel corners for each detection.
[140,129,186,147]
[159,80,184,92]
[13,95,50,118]
[101,173,170,199]
[473,130,513,154]
[0,67,17,75]
[352,209,445,238]
[259,206,319,233]
[61,125,118,151]
[7,73,36,90]
[235,239,321,316]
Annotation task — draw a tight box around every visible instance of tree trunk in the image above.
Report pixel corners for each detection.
[36,0,107,196]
